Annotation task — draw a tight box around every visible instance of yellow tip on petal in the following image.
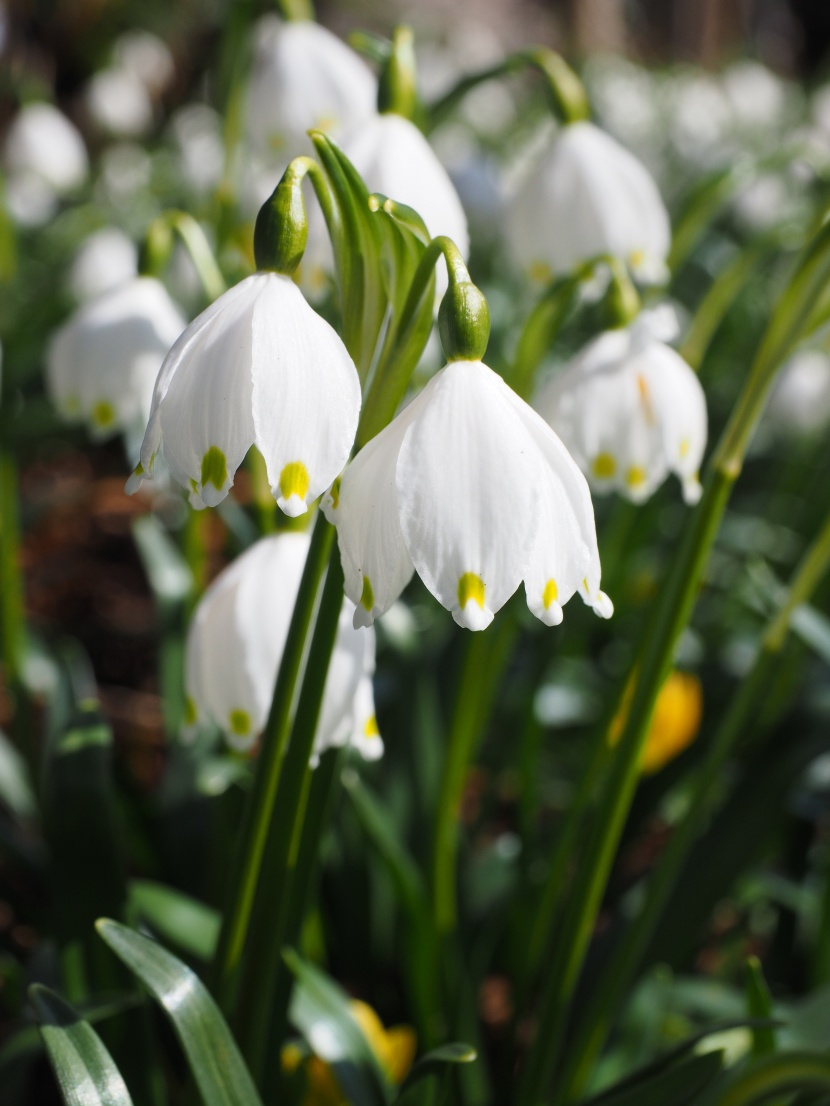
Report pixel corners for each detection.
[528,260,554,285]
[201,446,229,491]
[592,452,617,479]
[543,578,558,608]
[91,400,117,429]
[364,715,380,739]
[679,436,690,459]
[360,575,375,613]
[629,248,646,270]
[184,696,197,727]
[626,465,648,489]
[228,708,252,737]
[458,572,486,610]
[279,461,310,503]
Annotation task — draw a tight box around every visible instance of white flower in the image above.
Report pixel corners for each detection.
[344,113,470,279]
[534,311,707,505]
[127,272,361,515]
[244,16,376,158]
[185,530,381,762]
[46,277,186,441]
[68,227,138,302]
[169,104,225,195]
[326,359,611,632]
[508,121,670,286]
[3,102,88,226]
[114,31,174,96]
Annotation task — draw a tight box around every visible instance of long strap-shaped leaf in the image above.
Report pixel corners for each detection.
[96,919,263,1106]
[30,984,133,1106]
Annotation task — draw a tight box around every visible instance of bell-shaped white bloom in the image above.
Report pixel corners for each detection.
[534,310,707,506]
[3,102,88,226]
[344,112,470,270]
[326,359,611,632]
[185,530,381,762]
[127,272,361,515]
[114,31,174,96]
[507,121,670,286]
[68,227,138,302]
[244,16,376,158]
[46,277,187,441]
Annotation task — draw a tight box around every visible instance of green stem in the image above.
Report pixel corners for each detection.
[431,618,517,935]
[511,275,579,401]
[428,48,588,131]
[211,512,334,1012]
[274,0,314,22]
[358,235,468,445]
[142,211,227,303]
[516,212,830,1106]
[239,553,345,1090]
[680,243,769,371]
[558,508,830,1101]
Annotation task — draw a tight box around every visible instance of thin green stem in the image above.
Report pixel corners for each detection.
[274,0,314,22]
[511,276,579,401]
[558,510,830,1101]
[211,512,334,1012]
[680,243,768,371]
[427,48,588,131]
[239,554,345,1090]
[431,618,517,935]
[516,211,830,1106]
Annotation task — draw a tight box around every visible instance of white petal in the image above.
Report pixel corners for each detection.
[500,388,612,621]
[332,398,422,627]
[348,677,384,762]
[396,361,539,629]
[314,605,372,757]
[250,274,361,516]
[46,277,186,441]
[640,344,708,502]
[149,275,263,505]
[185,555,261,750]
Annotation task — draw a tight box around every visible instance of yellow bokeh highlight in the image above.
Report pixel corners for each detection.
[610,670,703,775]
[282,999,416,1106]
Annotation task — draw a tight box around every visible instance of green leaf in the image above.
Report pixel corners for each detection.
[30,984,134,1106]
[284,948,392,1106]
[44,701,126,986]
[586,1050,724,1106]
[397,1043,477,1095]
[708,1052,830,1106]
[745,958,777,1057]
[131,514,194,610]
[95,919,263,1106]
[128,881,220,962]
[0,728,36,818]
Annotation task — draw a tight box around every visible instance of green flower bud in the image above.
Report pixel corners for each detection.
[439,277,491,363]
[377,25,419,120]
[603,258,641,329]
[254,164,309,276]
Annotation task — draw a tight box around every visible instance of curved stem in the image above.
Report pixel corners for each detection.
[515,211,830,1106]
[427,48,588,131]
[211,512,334,1012]
[557,507,830,1102]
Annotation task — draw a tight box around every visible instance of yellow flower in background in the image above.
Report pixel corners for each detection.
[610,670,703,775]
[282,999,417,1106]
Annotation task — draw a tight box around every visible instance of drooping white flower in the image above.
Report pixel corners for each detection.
[46,276,186,441]
[326,359,612,632]
[534,310,707,506]
[68,227,138,303]
[3,102,88,226]
[185,530,381,762]
[126,272,361,515]
[244,16,376,159]
[507,120,670,286]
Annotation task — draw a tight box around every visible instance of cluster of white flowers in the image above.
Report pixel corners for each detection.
[31,14,725,763]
